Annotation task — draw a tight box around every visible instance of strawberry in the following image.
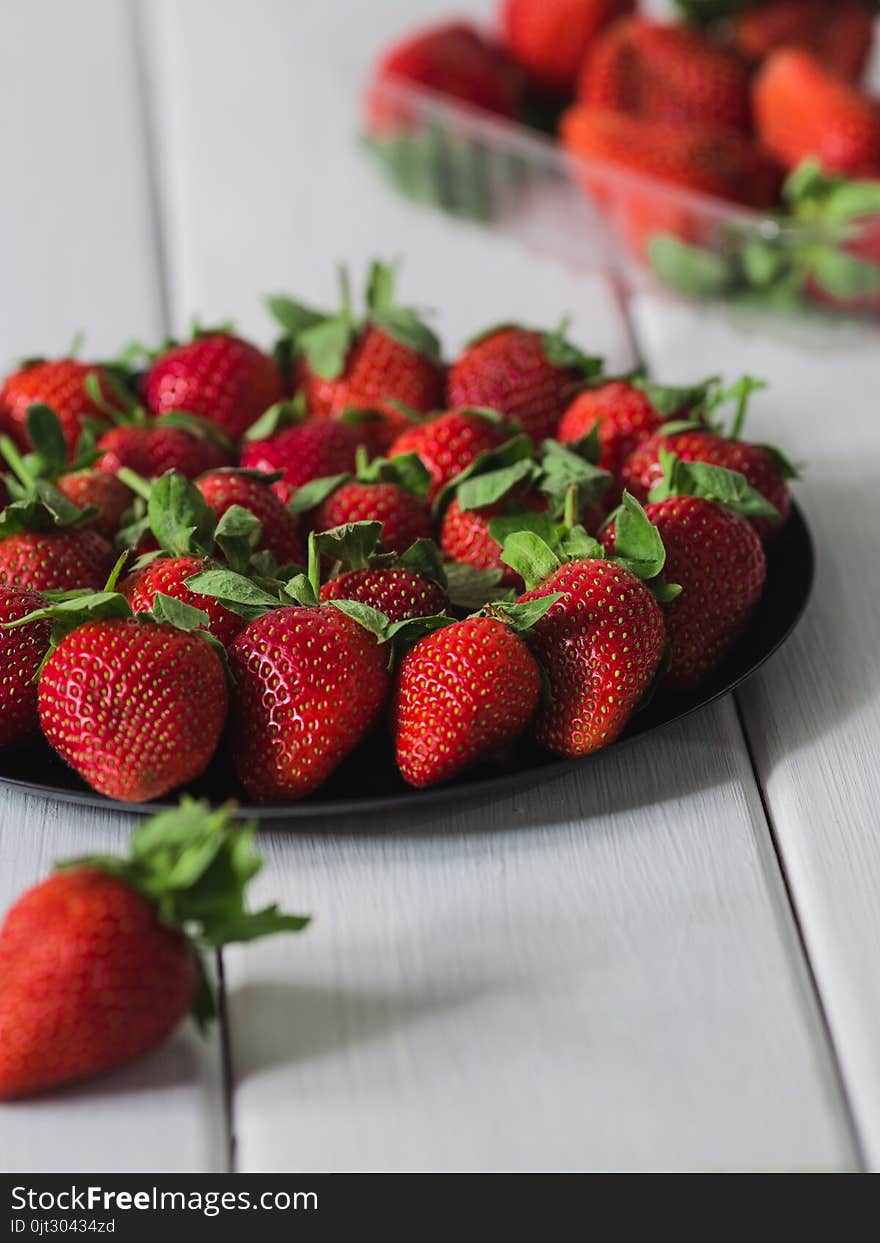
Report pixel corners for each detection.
[29,591,228,802]
[1,403,132,541]
[196,469,304,566]
[560,106,783,214]
[142,332,283,442]
[97,420,230,481]
[368,21,523,134]
[557,377,713,483]
[601,456,769,687]
[291,446,432,555]
[438,435,611,589]
[0,490,116,593]
[240,413,361,504]
[311,521,450,623]
[269,262,444,451]
[753,48,880,177]
[619,378,795,539]
[392,609,546,787]
[499,0,635,94]
[0,585,50,747]
[123,556,245,649]
[388,408,512,502]
[447,322,602,445]
[733,0,874,84]
[579,17,752,134]
[0,799,308,1098]
[500,495,670,756]
[0,358,126,458]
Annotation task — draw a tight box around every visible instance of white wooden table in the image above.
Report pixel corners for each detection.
[1,0,878,1174]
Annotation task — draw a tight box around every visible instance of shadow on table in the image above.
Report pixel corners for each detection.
[226,979,490,1076]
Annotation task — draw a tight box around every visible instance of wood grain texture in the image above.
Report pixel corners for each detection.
[0,0,224,1175]
[632,296,880,1168]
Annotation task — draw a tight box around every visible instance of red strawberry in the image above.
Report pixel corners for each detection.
[502,498,668,755]
[39,615,227,802]
[0,585,50,746]
[0,359,125,457]
[0,529,115,593]
[620,413,792,541]
[0,799,307,1098]
[557,377,710,483]
[240,416,361,503]
[499,0,635,94]
[97,422,230,481]
[143,332,283,442]
[320,567,448,624]
[578,17,752,133]
[368,21,523,133]
[123,556,245,648]
[226,605,390,801]
[733,0,874,84]
[270,263,445,453]
[392,615,542,787]
[196,470,304,566]
[55,470,133,540]
[601,460,768,687]
[447,323,601,445]
[388,409,511,502]
[753,48,880,176]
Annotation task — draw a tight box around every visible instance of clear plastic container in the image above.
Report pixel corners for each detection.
[365,76,880,324]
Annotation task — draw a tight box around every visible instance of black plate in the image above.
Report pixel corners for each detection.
[0,503,815,820]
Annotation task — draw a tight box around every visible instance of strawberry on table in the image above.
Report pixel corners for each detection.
[1,403,132,541]
[290,446,433,555]
[269,261,444,451]
[142,330,283,442]
[17,589,229,802]
[392,604,551,788]
[753,48,880,177]
[0,586,50,747]
[499,0,635,95]
[578,17,752,134]
[500,494,672,756]
[0,489,117,593]
[620,377,795,540]
[602,455,771,688]
[447,322,602,445]
[0,798,308,1099]
[240,410,361,504]
[0,357,127,458]
[388,408,513,502]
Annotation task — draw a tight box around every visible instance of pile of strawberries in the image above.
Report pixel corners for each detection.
[0,262,798,809]
[368,1,880,310]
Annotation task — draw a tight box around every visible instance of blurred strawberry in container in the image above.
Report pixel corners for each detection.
[732,0,875,84]
[498,0,635,96]
[578,17,752,135]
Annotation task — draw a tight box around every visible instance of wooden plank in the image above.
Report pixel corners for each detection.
[0,0,225,1174]
[223,703,853,1172]
[147,0,858,1172]
[632,294,880,1167]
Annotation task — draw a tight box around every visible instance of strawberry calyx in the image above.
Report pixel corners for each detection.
[0,482,99,540]
[242,396,307,443]
[497,490,681,603]
[648,451,782,521]
[537,439,612,517]
[266,260,441,381]
[433,430,531,515]
[288,447,432,515]
[631,374,720,419]
[1,405,102,498]
[56,797,309,1025]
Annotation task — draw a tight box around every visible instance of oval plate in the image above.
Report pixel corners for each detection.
[0,503,814,821]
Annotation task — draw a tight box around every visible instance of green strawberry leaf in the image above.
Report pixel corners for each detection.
[213,504,262,575]
[456,458,535,511]
[442,562,509,610]
[312,520,383,571]
[499,531,561,592]
[288,473,351,514]
[650,455,781,521]
[395,538,447,588]
[632,376,718,419]
[284,573,319,607]
[537,440,611,516]
[487,510,565,551]
[365,260,397,315]
[434,433,533,515]
[370,307,442,361]
[149,591,211,631]
[482,594,562,631]
[805,246,880,299]
[243,396,306,442]
[558,526,604,561]
[383,613,455,651]
[265,295,326,342]
[609,492,666,581]
[185,569,283,617]
[649,235,734,299]
[357,450,432,498]
[541,319,603,378]
[560,424,600,465]
[147,472,216,558]
[325,598,389,639]
[25,404,68,479]
[297,316,355,380]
